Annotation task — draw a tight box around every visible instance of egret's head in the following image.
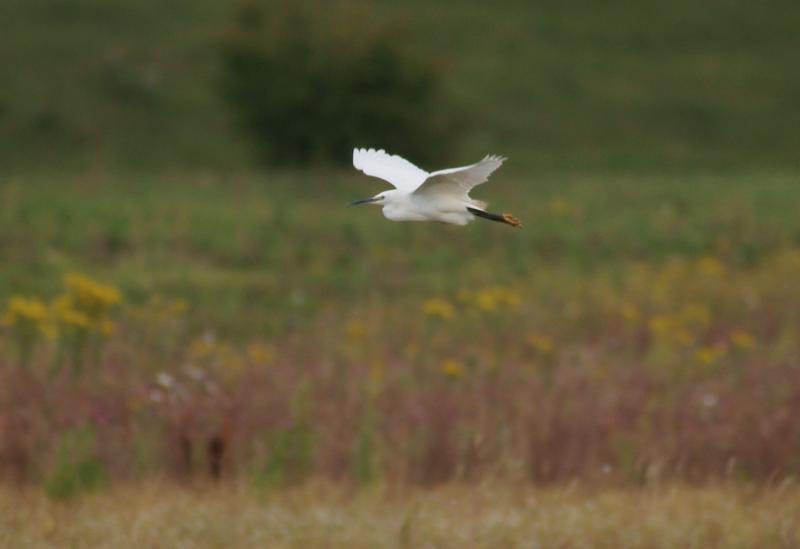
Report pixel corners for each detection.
[350,190,393,206]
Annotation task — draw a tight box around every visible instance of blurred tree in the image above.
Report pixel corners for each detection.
[220,0,459,167]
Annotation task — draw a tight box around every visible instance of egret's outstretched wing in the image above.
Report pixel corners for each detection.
[413,155,506,200]
[353,148,429,192]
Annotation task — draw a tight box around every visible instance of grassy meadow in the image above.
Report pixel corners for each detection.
[2,171,800,490]
[3,0,800,545]
[3,171,800,547]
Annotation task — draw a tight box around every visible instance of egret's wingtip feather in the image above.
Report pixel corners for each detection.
[480,154,507,166]
[352,147,429,191]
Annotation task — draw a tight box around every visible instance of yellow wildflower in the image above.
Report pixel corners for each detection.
[2,296,54,340]
[367,360,385,398]
[471,286,521,312]
[472,286,521,312]
[528,334,554,354]
[2,296,49,325]
[99,319,116,336]
[247,342,275,363]
[345,319,367,339]
[404,342,420,360]
[456,289,474,303]
[680,304,711,328]
[65,273,122,310]
[730,329,755,350]
[493,286,521,308]
[187,335,216,360]
[170,298,189,316]
[51,274,121,335]
[696,345,726,365]
[54,304,91,329]
[441,359,464,379]
[422,298,454,320]
[675,329,694,346]
[648,314,674,335]
[696,256,725,277]
[475,290,497,312]
[620,302,640,323]
[650,309,707,346]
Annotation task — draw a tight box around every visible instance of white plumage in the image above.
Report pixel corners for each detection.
[351,148,521,227]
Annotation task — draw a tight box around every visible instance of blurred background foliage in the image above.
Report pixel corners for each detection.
[220,1,457,165]
[0,0,798,172]
[2,0,800,495]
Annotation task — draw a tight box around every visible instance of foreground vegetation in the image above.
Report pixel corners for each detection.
[2,482,798,548]
[4,2,799,544]
[2,172,799,489]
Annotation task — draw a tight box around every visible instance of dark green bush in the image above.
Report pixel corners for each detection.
[220,1,458,166]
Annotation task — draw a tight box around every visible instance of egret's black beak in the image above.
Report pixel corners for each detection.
[350,197,380,206]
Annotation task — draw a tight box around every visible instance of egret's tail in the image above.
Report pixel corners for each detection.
[467,207,522,228]
[470,199,488,210]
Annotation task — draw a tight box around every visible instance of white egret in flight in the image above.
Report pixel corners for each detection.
[351,148,522,227]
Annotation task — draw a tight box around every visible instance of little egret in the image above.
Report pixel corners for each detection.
[351,148,522,227]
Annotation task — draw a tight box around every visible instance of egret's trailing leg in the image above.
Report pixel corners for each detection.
[467,207,522,228]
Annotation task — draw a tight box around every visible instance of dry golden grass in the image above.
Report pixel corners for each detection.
[1,482,798,548]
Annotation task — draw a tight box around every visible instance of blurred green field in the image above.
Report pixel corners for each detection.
[2,171,800,488]
[3,170,799,335]
[2,1,800,537]
[2,0,799,171]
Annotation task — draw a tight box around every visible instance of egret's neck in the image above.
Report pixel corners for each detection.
[381,190,426,222]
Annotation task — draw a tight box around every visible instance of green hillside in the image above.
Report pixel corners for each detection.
[1,0,799,172]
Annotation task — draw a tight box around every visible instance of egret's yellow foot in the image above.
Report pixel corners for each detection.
[502,213,522,228]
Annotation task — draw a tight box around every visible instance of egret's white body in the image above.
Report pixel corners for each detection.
[351,148,521,227]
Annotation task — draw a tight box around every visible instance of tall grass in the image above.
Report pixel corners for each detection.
[1,481,798,547]
[2,173,800,489]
